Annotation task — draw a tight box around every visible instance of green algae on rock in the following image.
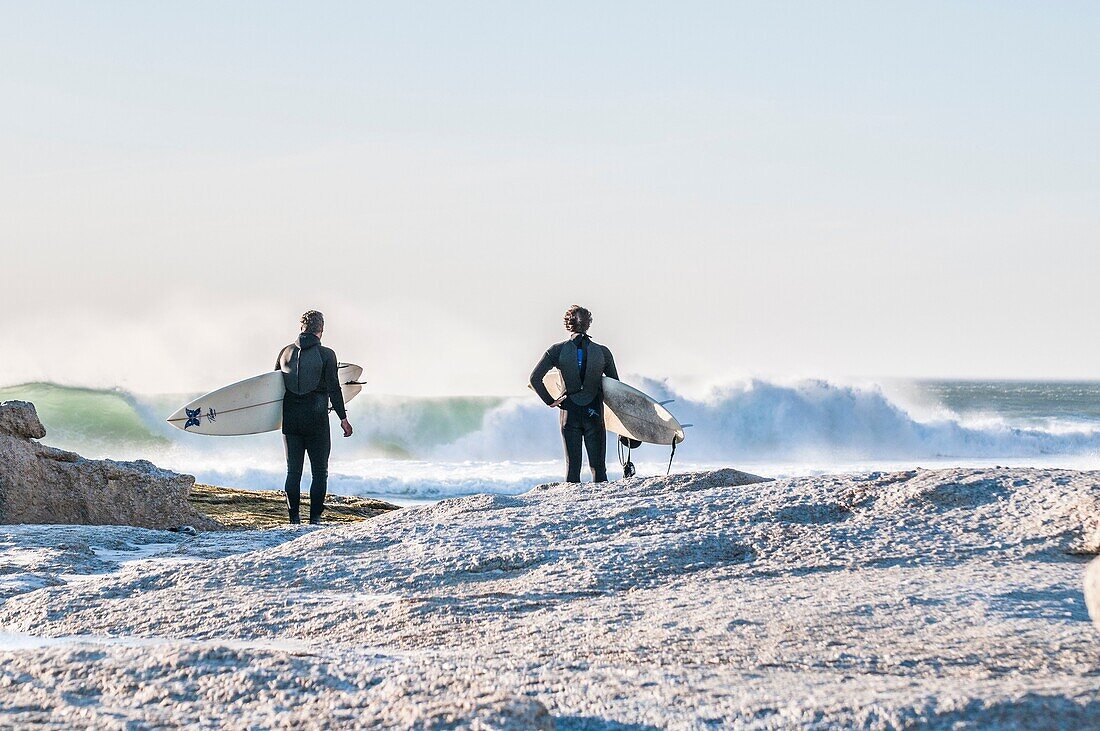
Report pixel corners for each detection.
[188,483,399,529]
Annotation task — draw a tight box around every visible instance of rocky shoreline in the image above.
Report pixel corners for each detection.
[0,400,398,531]
[2,465,1099,728]
[3,399,1100,728]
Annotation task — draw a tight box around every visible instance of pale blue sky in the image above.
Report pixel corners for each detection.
[2,2,1098,393]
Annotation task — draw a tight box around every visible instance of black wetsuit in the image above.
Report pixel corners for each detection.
[275,333,347,523]
[529,333,619,483]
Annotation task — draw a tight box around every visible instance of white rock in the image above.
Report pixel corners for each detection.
[1,466,1098,728]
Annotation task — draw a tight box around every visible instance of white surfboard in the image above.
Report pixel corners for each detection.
[535,371,685,445]
[167,364,364,436]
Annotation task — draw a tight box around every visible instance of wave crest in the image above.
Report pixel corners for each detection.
[436,377,1100,462]
[4,378,1100,498]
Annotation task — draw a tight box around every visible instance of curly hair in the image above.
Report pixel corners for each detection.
[563,305,592,334]
[300,310,325,335]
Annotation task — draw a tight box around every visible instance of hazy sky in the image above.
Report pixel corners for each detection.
[3,2,1098,395]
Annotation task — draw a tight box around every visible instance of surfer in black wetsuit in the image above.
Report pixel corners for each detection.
[529,305,619,483]
[275,310,353,524]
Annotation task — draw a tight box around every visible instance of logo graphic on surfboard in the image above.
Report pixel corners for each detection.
[183,407,217,429]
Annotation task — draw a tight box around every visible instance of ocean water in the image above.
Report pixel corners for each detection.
[3,378,1100,502]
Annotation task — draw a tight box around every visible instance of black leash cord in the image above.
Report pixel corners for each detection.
[618,438,636,478]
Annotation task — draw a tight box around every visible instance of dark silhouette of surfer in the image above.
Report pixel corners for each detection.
[275,310,353,524]
[529,305,619,482]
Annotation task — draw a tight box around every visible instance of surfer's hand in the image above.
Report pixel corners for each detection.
[340,419,353,437]
[550,396,566,408]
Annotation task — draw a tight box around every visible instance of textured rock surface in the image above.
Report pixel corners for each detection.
[1,467,1099,729]
[0,400,218,530]
[0,400,46,439]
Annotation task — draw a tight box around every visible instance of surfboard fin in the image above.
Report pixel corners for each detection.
[657,399,676,406]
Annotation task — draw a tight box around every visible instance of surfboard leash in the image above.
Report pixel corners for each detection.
[618,438,636,479]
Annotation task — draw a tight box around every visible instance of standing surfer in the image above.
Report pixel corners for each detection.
[530,305,619,483]
[276,310,354,524]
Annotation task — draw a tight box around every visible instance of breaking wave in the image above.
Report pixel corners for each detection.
[4,378,1100,498]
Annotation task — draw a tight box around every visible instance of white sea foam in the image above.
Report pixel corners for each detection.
[6,378,1100,497]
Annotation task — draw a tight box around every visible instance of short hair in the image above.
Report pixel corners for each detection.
[300,310,324,334]
[563,305,592,334]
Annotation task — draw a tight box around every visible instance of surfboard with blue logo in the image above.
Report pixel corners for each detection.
[167,363,364,436]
